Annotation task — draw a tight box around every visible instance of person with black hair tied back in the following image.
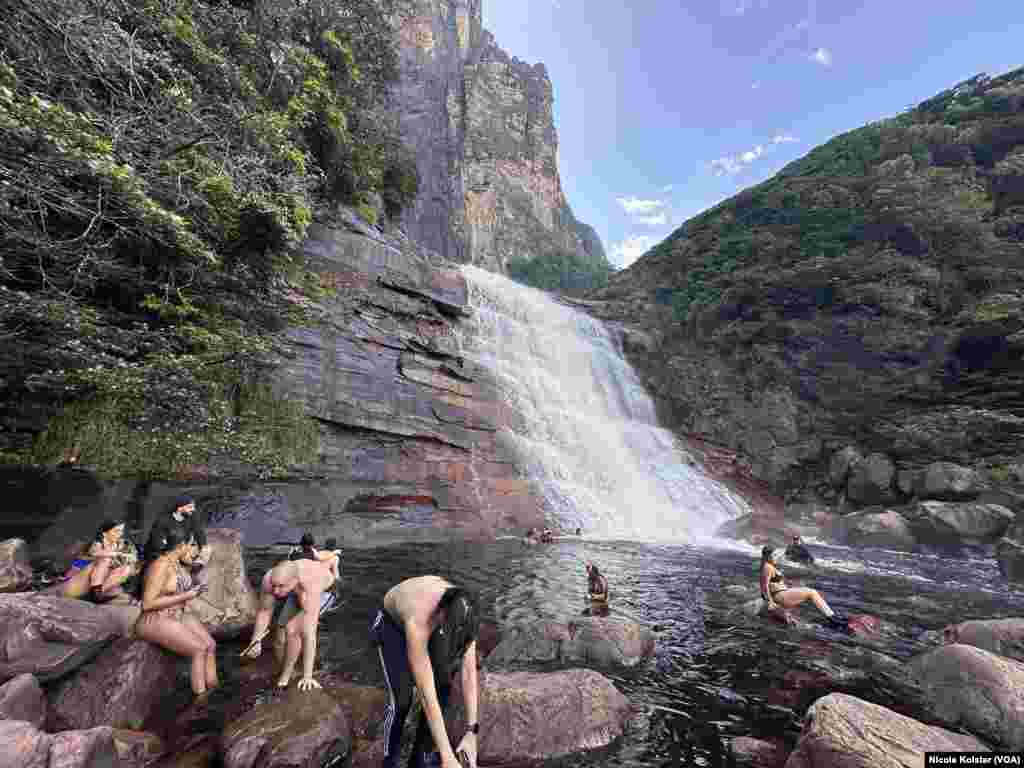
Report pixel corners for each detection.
[134,529,218,699]
[760,546,845,628]
[371,576,481,768]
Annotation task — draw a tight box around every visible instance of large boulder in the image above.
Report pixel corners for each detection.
[0,719,118,768]
[48,637,179,731]
[112,729,168,768]
[917,462,981,500]
[906,500,1014,546]
[447,669,632,762]
[0,538,32,593]
[0,673,47,728]
[221,687,351,768]
[783,693,988,767]
[322,679,388,768]
[730,736,788,768]
[829,447,863,488]
[909,643,1024,749]
[486,618,656,669]
[0,595,120,684]
[942,618,1024,661]
[183,528,258,639]
[845,453,896,505]
[836,509,917,550]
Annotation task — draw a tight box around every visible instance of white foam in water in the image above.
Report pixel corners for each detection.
[455,266,752,541]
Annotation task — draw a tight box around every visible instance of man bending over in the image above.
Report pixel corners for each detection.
[241,559,336,690]
[372,576,481,768]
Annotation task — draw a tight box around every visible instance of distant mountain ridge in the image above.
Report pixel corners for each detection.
[585,66,1024,520]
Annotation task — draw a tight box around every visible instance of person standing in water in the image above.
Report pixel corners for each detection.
[585,562,609,604]
[760,546,844,627]
[371,576,481,768]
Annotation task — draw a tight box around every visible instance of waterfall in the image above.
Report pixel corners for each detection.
[456,266,752,542]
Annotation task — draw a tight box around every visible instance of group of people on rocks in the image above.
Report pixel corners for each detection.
[49,495,842,768]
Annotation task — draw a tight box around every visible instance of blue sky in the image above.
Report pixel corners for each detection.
[481,1,1023,267]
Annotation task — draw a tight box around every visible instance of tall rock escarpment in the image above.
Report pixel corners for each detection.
[394,0,603,271]
[584,69,1024,548]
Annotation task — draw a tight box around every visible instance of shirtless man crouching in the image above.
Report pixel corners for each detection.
[241,559,337,690]
[372,576,481,768]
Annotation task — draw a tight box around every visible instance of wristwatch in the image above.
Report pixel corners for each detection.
[467,722,479,734]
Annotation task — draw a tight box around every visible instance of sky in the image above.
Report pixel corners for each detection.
[480,1,1023,268]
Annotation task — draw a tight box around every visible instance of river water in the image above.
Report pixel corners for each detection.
[243,537,1024,767]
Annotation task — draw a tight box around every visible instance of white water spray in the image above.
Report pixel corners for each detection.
[456,266,751,542]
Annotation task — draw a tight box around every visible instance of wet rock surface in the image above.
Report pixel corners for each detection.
[0,594,120,684]
[909,643,1024,749]
[48,637,180,731]
[183,528,258,639]
[0,672,46,728]
[783,693,989,767]
[485,617,656,669]
[446,668,632,763]
[221,687,351,768]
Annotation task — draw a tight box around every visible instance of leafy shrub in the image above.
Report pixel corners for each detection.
[0,0,411,476]
[507,250,614,294]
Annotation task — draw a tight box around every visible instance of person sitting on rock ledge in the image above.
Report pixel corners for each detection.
[241,558,337,690]
[134,529,217,699]
[760,546,845,628]
[60,518,140,604]
[785,535,815,565]
[371,576,481,768]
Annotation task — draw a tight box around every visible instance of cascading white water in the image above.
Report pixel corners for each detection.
[456,265,752,541]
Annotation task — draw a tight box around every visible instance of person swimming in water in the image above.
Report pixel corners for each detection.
[785,534,815,565]
[760,546,844,628]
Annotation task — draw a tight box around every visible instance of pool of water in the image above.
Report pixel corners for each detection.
[238,537,1024,766]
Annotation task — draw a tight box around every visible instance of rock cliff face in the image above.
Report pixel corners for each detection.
[1,217,545,554]
[586,69,1024,545]
[393,0,603,271]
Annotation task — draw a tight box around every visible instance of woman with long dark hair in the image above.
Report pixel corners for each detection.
[759,546,844,626]
[134,529,218,698]
[60,518,139,603]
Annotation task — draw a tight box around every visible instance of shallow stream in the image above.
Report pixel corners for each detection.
[224,537,1024,766]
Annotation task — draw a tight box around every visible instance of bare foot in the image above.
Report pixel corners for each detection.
[276,674,292,688]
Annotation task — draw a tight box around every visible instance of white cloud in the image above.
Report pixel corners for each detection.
[636,213,668,227]
[616,196,667,215]
[610,235,657,268]
[751,80,762,90]
[811,47,832,67]
[710,144,766,176]
[771,133,799,144]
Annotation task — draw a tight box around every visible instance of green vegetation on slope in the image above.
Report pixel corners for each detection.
[508,249,615,294]
[638,66,1024,323]
[0,0,417,478]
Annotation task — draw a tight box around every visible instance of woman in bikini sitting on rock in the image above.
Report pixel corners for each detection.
[134,529,219,699]
[60,518,140,604]
[760,546,846,628]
